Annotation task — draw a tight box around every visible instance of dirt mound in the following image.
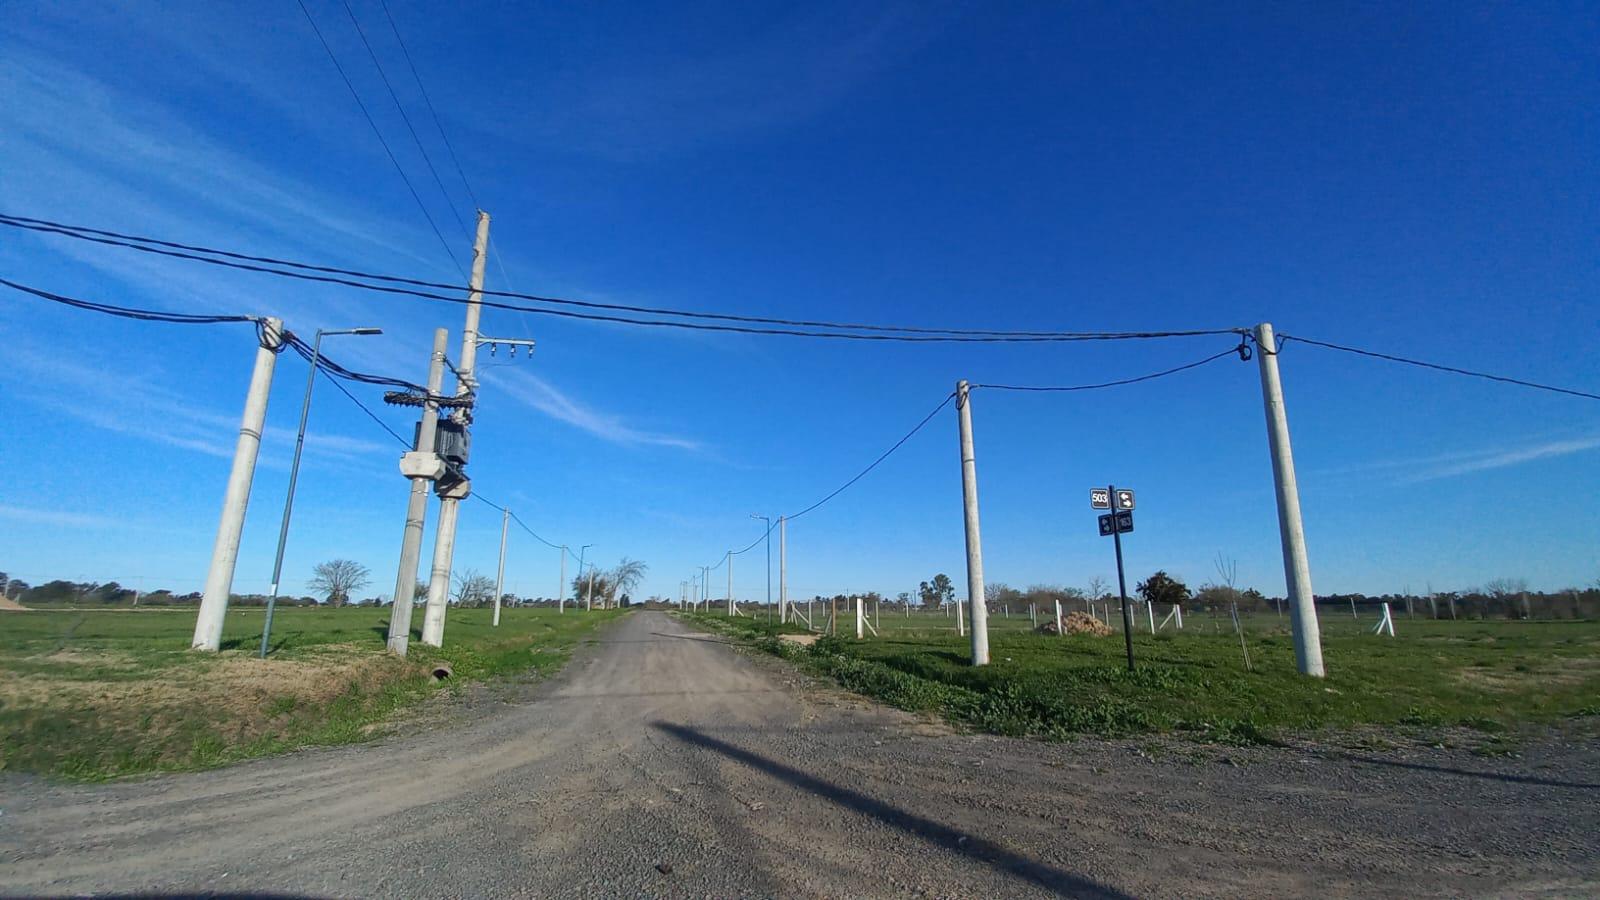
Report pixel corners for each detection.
[0,595,27,611]
[1036,611,1111,637]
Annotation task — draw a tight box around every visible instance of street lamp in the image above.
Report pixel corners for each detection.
[750,514,771,622]
[577,544,594,611]
[259,327,383,658]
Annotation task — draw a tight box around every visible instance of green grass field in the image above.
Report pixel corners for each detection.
[0,605,624,780]
[686,607,1600,747]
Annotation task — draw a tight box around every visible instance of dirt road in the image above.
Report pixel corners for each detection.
[1,611,1595,897]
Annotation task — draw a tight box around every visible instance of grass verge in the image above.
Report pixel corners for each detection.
[683,612,1600,746]
[0,606,625,780]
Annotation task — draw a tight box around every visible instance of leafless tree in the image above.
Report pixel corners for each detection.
[1215,553,1251,671]
[452,569,495,606]
[606,558,648,609]
[308,559,370,606]
[1484,577,1531,619]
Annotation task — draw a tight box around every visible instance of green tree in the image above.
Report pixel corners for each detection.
[1136,570,1189,606]
[919,573,955,609]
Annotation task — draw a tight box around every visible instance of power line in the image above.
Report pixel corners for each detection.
[0,214,1243,342]
[973,343,1247,392]
[338,0,471,238]
[470,494,567,551]
[317,367,411,446]
[376,0,480,210]
[292,0,464,277]
[1279,335,1600,402]
[786,392,956,522]
[0,275,257,325]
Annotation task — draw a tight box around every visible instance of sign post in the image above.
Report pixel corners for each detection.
[1093,484,1137,671]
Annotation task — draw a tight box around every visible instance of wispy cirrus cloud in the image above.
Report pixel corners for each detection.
[483,367,701,451]
[0,503,126,530]
[1319,433,1600,484]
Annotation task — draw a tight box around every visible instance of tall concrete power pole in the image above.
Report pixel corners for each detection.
[1253,322,1324,677]
[422,211,491,648]
[193,318,284,651]
[558,546,567,614]
[779,516,788,624]
[386,328,450,656]
[726,552,733,616]
[492,505,509,627]
[955,380,990,666]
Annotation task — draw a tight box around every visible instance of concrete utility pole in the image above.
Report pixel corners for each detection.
[1054,598,1063,635]
[422,211,492,648]
[751,514,772,619]
[585,561,597,611]
[955,380,990,666]
[193,317,283,652]
[492,505,509,627]
[558,546,567,613]
[726,552,733,615]
[779,516,788,623]
[386,328,449,656]
[1253,322,1325,677]
[855,594,864,639]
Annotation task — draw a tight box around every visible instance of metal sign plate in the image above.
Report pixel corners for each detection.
[1115,489,1135,510]
[1098,511,1134,535]
[1090,489,1111,509]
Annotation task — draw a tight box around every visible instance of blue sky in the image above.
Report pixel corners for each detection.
[1,0,1596,603]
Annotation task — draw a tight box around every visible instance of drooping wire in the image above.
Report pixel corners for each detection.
[292,0,465,278]
[786,392,956,522]
[281,330,428,392]
[376,0,480,210]
[973,343,1246,392]
[0,214,1242,342]
[1278,335,1600,402]
[337,0,471,238]
[317,367,411,446]
[469,494,568,551]
[0,275,257,325]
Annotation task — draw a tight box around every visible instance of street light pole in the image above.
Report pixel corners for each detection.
[576,544,592,611]
[259,326,381,658]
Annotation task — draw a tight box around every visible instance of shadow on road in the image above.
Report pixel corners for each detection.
[651,721,1133,899]
[1335,752,1600,789]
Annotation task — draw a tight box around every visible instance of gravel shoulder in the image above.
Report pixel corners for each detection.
[1,610,1595,898]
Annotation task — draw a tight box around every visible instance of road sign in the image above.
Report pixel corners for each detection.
[1097,511,1133,536]
[1115,489,1135,510]
[1090,489,1110,509]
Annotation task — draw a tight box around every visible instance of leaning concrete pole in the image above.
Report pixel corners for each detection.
[386,328,449,655]
[779,516,788,624]
[1253,322,1325,677]
[422,211,492,647]
[193,318,283,651]
[492,505,509,627]
[955,380,990,666]
[420,497,459,646]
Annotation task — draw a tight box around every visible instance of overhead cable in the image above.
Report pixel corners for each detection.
[0,214,1242,342]
[376,0,481,210]
[0,275,257,325]
[292,0,464,277]
[1279,335,1600,402]
[337,0,471,238]
[973,344,1246,392]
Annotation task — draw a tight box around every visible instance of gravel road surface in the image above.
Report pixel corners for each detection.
[1,610,1595,898]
